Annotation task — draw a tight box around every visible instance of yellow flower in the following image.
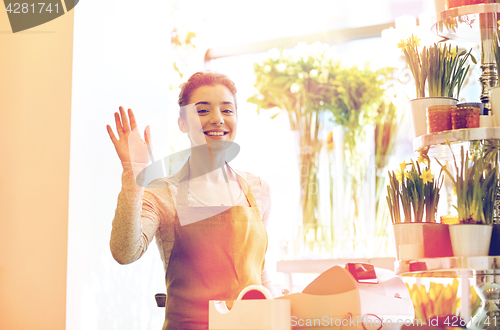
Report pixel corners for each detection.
[417,153,429,165]
[449,48,458,58]
[404,171,411,179]
[395,169,403,182]
[420,169,434,184]
[399,160,408,173]
[397,41,407,49]
[327,131,334,151]
[452,185,457,196]
[408,34,421,48]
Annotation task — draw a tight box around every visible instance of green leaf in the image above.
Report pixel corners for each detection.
[272,75,290,85]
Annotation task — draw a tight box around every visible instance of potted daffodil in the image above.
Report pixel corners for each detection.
[387,151,452,259]
[399,34,476,137]
[436,139,499,256]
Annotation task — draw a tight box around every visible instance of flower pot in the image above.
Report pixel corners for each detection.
[490,86,500,122]
[489,223,500,255]
[393,223,453,260]
[447,0,467,8]
[449,224,493,257]
[427,105,453,133]
[409,97,458,138]
[451,106,480,129]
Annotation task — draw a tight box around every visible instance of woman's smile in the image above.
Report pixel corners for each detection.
[179,84,238,147]
[203,129,230,138]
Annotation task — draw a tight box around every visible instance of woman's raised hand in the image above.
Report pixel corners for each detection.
[106,106,152,163]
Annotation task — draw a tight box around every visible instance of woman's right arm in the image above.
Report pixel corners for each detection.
[107,107,158,264]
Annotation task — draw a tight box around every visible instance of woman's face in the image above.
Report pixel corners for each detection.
[178,84,237,147]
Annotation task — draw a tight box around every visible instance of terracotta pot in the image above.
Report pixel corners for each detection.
[447,0,468,8]
[451,106,480,129]
[427,105,453,133]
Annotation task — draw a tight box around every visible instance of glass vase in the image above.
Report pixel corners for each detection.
[328,124,376,258]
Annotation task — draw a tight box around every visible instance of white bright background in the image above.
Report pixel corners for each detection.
[67,0,475,329]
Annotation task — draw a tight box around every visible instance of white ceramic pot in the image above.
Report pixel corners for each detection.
[408,97,458,138]
[449,224,493,257]
[489,86,500,125]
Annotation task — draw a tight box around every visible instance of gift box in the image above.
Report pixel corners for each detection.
[209,285,291,330]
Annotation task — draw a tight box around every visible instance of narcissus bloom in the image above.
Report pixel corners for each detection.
[420,169,434,184]
[395,169,403,182]
[399,160,407,173]
[408,34,421,48]
[417,153,428,165]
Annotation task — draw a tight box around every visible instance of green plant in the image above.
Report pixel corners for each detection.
[387,152,444,223]
[398,35,476,98]
[436,139,499,225]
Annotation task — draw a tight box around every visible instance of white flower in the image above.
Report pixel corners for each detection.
[312,41,328,54]
[263,65,272,73]
[275,63,287,73]
[290,83,301,93]
[256,94,264,101]
[298,73,304,79]
[286,67,295,75]
[268,48,280,61]
[294,42,308,58]
[309,69,318,78]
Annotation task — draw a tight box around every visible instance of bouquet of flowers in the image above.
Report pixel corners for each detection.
[248,42,393,254]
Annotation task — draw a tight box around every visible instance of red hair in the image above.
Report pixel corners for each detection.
[178,71,237,119]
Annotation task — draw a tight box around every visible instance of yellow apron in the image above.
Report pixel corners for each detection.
[163,162,268,330]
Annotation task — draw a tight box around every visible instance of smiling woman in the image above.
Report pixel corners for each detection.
[107,71,274,330]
